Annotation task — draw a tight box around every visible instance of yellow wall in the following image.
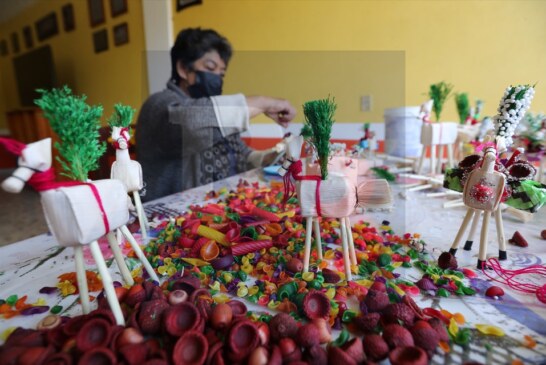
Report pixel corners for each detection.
[0,0,147,130]
[172,0,546,123]
[0,0,544,130]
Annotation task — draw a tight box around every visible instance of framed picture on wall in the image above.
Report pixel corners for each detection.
[93,29,108,53]
[62,4,75,32]
[23,26,33,49]
[35,12,59,41]
[88,0,105,27]
[113,23,129,46]
[110,0,128,17]
[11,32,20,54]
[177,0,202,12]
[0,40,8,56]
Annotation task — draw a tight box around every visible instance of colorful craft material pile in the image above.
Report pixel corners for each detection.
[0,177,534,364]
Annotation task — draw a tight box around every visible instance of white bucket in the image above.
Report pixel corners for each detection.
[384,106,423,158]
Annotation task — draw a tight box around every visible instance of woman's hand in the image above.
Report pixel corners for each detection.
[247,96,297,127]
[264,99,297,128]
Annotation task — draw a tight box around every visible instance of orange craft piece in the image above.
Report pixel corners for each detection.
[438,341,450,353]
[200,240,220,261]
[58,271,104,292]
[265,223,282,236]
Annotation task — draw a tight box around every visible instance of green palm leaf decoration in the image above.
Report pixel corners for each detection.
[108,103,136,130]
[455,92,470,124]
[35,86,105,182]
[428,81,453,121]
[303,97,337,180]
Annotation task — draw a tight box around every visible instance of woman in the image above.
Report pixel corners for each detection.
[136,28,296,202]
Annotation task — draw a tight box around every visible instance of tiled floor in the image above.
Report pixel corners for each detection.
[0,169,48,246]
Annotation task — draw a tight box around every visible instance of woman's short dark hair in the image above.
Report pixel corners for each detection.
[170,28,232,83]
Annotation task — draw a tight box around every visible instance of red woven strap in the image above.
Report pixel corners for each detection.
[27,168,110,234]
[284,160,322,216]
[0,137,26,156]
[282,160,302,203]
[27,168,80,191]
[86,182,110,233]
[112,127,130,150]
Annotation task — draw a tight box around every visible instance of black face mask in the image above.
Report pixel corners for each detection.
[187,70,223,98]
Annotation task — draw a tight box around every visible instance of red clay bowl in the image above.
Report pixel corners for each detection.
[227,319,259,360]
[78,347,117,365]
[75,318,113,352]
[172,330,209,365]
[303,291,331,320]
[226,300,248,320]
[389,346,428,365]
[163,302,202,337]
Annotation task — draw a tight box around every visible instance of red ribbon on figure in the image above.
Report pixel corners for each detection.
[0,137,26,156]
[283,160,323,216]
[29,169,111,234]
[0,138,111,235]
[112,127,130,150]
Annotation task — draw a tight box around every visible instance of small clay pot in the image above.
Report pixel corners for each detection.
[46,325,69,349]
[4,328,45,348]
[76,318,113,352]
[269,313,298,341]
[278,338,301,362]
[125,284,147,307]
[172,330,208,365]
[119,343,150,365]
[485,286,505,298]
[62,315,88,337]
[304,345,328,365]
[37,314,62,330]
[321,268,341,283]
[15,346,53,365]
[116,327,145,348]
[256,322,270,346]
[312,318,332,343]
[190,288,212,304]
[342,337,366,363]
[248,346,269,365]
[0,346,27,364]
[87,309,117,326]
[172,276,201,295]
[163,302,202,337]
[169,290,189,305]
[206,341,224,365]
[227,320,259,360]
[302,291,330,320]
[44,352,73,365]
[226,300,248,320]
[286,258,303,273]
[138,299,171,335]
[295,324,320,348]
[195,296,213,322]
[389,346,428,365]
[327,346,357,365]
[78,347,117,365]
[211,303,233,330]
